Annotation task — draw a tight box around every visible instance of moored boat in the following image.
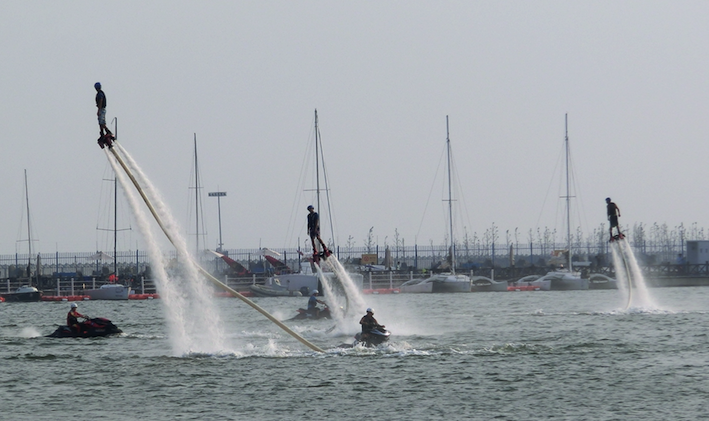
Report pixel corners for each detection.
[544,270,589,290]
[471,276,508,292]
[588,273,617,290]
[532,116,588,292]
[513,275,551,291]
[0,285,42,302]
[85,284,131,300]
[401,117,471,294]
[399,278,434,293]
[265,271,319,296]
[249,284,303,297]
[400,273,471,293]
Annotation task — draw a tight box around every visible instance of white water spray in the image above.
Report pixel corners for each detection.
[314,255,369,332]
[610,238,658,310]
[109,145,227,354]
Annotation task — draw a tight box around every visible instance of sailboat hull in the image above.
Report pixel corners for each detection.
[470,276,509,292]
[1,291,41,302]
[85,284,131,300]
[544,272,589,290]
[400,274,471,293]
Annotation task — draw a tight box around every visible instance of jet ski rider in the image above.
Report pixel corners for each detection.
[359,308,384,341]
[67,303,87,333]
[307,289,326,318]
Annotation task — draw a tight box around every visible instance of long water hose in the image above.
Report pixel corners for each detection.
[108,147,324,353]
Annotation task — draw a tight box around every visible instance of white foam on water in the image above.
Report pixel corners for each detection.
[18,327,41,338]
[109,146,229,356]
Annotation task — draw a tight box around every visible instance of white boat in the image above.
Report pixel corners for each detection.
[542,270,589,290]
[400,273,471,293]
[1,285,42,302]
[399,278,434,293]
[263,266,363,297]
[588,273,617,290]
[94,140,130,293]
[513,275,551,291]
[249,283,303,297]
[538,115,587,292]
[11,170,42,301]
[401,117,471,293]
[470,276,508,292]
[265,270,319,296]
[85,284,131,300]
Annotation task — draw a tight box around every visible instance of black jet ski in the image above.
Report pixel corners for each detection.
[288,305,331,320]
[354,326,391,347]
[47,317,122,338]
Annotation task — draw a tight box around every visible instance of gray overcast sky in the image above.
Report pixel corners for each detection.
[1,1,708,255]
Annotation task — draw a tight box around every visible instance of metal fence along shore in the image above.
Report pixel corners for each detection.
[0,239,699,280]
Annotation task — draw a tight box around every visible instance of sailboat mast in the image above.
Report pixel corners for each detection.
[564,114,572,271]
[24,169,32,275]
[314,109,321,213]
[113,118,118,275]
[446,116,455,274]
[194,134,200,256]
[114,170,118,275]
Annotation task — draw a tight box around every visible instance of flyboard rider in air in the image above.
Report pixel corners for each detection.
[307,205,331,263]
[95,82,115,149]
[606,197,624,242]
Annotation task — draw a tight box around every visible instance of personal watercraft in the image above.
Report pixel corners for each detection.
[47,317,122,338]
[288,304,332,320]
[354,326,391,347]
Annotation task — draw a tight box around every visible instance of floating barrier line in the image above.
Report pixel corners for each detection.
[108,146,324,353]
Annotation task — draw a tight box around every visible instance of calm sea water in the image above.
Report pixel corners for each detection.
[2,288,708,420]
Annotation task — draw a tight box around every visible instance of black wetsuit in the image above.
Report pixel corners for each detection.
[607,202,620,227]
[307,212,320,238]
[95,90,106,109]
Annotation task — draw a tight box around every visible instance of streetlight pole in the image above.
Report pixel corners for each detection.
[208,191,226,252]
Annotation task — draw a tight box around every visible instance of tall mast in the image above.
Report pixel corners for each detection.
[113,118,118,275]
[312,109,336,248]
[564,114,572,272]
[314,109,321,213]
[114,166,118,275]
[194,134,200,257]
[446,116,455,273]
[24,169,32,276]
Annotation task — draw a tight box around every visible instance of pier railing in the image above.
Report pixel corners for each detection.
[5,263,709,296]
[0,239,695,279]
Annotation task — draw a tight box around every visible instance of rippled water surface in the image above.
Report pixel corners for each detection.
[2,288,708,420]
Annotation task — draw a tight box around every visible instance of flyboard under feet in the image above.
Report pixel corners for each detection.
[312,243,332,266]
[610,234,633,309]
[102,140,324,353]
[297,245,332,268]
[97,132,115,149]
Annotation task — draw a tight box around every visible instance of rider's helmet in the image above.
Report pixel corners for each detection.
[366,308,373,313]
[71,303,78,308]
[307,205,314,210]
[311,289,318,295]
[94,82,101,90]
